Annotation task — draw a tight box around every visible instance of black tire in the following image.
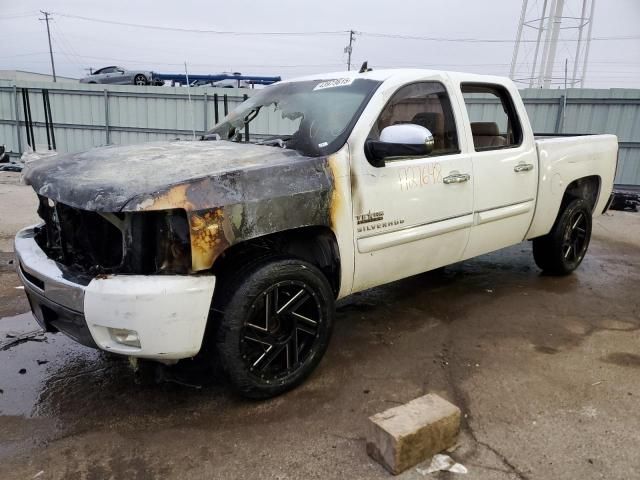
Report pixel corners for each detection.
[213,257,335,399]
[532,198,592,275]
[134,74,148,86]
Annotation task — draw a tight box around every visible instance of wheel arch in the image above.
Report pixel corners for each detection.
[210,225,342,297]
[561,175,601,213]
[527,174,602,240]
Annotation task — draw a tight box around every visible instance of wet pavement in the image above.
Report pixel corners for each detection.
[0,211,639,479]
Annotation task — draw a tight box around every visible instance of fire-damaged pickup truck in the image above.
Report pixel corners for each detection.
[16,69,617,398]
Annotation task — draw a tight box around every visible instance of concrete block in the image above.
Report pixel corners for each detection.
[366,393,461,475]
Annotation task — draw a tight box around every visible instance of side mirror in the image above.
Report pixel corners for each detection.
[365,124,434,167]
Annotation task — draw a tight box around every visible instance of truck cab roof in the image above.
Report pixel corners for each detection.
[284,68,518,89]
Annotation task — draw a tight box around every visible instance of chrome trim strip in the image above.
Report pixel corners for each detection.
[475,200,534,225]
[357,211,474,240]
[476,198,535,214]
[357,213,474,253]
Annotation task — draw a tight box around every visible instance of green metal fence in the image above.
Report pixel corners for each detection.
[1,81,639,185]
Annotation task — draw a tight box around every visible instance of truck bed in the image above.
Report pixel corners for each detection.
[525,133,618,239]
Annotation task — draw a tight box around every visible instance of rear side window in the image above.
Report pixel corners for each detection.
[370,82,460,157]
[461,83,523,151]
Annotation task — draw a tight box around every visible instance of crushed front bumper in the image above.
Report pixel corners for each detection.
[15,226,216,361]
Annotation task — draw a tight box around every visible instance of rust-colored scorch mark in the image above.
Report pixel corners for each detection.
[189,209,229,271]
[327,152,345,232]
[138,184,196,211]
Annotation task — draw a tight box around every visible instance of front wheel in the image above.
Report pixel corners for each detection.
[213,258,335,398]
[532,198,592,275]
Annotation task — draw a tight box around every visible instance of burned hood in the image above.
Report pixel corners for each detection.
[23,140,323,212]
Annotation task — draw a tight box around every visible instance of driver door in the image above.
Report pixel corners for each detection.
[350,81,474,292]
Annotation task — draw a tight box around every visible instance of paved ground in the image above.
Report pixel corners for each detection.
[1,173,639,479]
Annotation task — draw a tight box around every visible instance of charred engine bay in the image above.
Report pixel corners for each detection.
[35,195,191,276]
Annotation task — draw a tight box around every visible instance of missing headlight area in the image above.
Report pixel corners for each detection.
[34,195,191,275]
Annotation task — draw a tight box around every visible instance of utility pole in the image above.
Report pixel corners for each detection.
[40,11,56,82]
[345,30,355,71]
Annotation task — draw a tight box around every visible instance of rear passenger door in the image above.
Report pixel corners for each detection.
[459,83,538,259]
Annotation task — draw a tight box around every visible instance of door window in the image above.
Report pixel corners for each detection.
[369,82,460,157]
[461,84,523,151]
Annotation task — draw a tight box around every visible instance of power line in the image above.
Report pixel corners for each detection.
[6,44,640,70]
[0,52,51,58]
[0,12,37,20]
[53,12,348,36]
[358,31,640,43]
[50,21,87,68]
[50,25,86,72]
[48,52,344,69]
[52,11,640,42]
[8,50,640,72]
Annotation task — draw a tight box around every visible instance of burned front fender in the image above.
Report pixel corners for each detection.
[125,154,336,271]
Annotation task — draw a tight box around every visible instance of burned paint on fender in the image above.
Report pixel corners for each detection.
[188,209,229,271]
[24,140,336,272]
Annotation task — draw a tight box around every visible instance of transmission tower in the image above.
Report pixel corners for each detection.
[510,0,596,88]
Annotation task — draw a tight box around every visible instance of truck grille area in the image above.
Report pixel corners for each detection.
[34,195,193,275]
[35,196,124,274]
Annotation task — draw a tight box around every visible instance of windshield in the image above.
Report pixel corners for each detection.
[206,78,381,157]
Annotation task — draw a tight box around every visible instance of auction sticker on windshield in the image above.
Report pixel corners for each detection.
[313,78,355,90]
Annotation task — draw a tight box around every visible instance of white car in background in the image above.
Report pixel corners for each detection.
[79,66,154,85]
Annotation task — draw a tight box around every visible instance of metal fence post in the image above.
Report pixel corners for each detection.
[13,85,22,154]
[104,89,110,144]
[554,95,565,133]
[203,92,208,133]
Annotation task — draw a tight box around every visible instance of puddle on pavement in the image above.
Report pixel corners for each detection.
[0,312,227,421]
[0,312,106,417]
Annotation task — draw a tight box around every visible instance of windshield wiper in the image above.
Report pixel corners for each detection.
[226,107,263,142]
[254,136,292,148]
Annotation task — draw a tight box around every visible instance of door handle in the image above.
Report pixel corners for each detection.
[443,172,471,184]
[514,163,534,172]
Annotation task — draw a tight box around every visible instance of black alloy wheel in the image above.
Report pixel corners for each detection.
[561,209,589,264]
[213,258,335,398]
[241,280,323,383]
[533,198,592,275]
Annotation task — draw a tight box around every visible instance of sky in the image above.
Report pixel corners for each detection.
[0,0,639,89]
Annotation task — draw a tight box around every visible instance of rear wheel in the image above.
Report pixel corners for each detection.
[134,74,148,86]
[213,257,334,398]
[532,198,592,275]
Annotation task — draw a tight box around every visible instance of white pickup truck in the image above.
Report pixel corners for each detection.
[16,69,617,398]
